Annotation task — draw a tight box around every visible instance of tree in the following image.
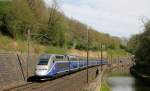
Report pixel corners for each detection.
[134,21,150,75]
[0,1,12,37]
[7,0,35,39]
[127,34,140,54]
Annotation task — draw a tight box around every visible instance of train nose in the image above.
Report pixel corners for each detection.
[35,69,48,76]
[35,66,49,76]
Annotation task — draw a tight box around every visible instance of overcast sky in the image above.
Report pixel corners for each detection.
[44,0,150,38]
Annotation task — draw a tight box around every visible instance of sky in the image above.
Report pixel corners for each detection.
[44,0,150,38]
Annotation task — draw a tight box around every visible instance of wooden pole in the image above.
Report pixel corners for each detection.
[100,44,103,71]
[86,26,89,84]
[27,29,30,81]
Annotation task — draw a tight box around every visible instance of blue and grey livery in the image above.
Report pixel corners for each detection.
[35,54,107,78]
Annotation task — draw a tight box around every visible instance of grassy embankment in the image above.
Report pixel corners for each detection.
[107,48,127,57]
[0,35,67,54]
[0,35,128,58]
[100,82,110,91]
[0,35,108,57]
[0,35,104,57]
[100,72,111,91]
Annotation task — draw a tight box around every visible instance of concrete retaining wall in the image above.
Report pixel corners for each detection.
[0,53,39,90]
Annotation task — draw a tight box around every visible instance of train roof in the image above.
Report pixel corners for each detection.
[39,54,52,59]
[39,54,80,59]
[66,54,80,57]
[39,54,65,59]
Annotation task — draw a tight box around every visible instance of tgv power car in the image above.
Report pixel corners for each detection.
[35,54,107,79]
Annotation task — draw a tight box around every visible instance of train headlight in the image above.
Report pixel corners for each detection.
[39,68,48,71]
[42,69,48,70]
[36,68,48,71]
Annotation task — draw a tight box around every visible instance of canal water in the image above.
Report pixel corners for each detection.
[107,68,150,91]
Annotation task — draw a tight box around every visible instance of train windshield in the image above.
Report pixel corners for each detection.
[55,56,65,61]
[38,59,49,65]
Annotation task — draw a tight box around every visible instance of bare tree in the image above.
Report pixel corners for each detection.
[26,0,35,10]
[48,0,61,26]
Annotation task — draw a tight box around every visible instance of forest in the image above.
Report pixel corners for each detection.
[0,0,123,53]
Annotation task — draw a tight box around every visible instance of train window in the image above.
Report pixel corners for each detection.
[55,56,64,61]
[38,59,49,65]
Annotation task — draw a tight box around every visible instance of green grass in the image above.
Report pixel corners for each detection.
[0,35,14,51]
[89,76,96,81]
[45,46,68,54]
[107,48,128,56]
[0,35,68,54]
[0,35,32,52]
[100,82,110,91]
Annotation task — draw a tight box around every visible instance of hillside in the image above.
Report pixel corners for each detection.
[0,0,125,56]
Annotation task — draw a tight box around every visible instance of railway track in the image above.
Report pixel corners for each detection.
[3,67,97,91]
[3,82,39,91]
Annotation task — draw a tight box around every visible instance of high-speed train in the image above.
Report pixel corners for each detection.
[34,54,107,79]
